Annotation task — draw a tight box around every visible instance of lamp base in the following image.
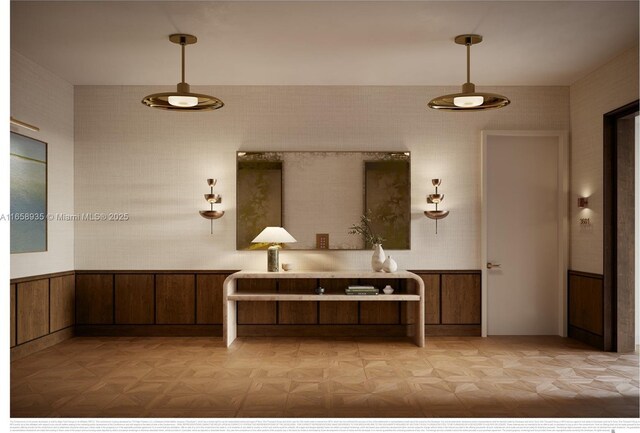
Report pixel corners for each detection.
[267,245,280,272]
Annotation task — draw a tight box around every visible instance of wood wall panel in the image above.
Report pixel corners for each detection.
[237,279,277,324]
[420,274,441,324]
[196,274,227,324]
[17,279,50,344]
[441,274,481,325]
[115,274,154,324]
[10,284,16,347]
[278,279,318,324]
[569,273,604,336]
[319,278,358,324]
[156,274,195,324]
[76,274,114,325]
[50,275,75,332]
[359,278,400,324]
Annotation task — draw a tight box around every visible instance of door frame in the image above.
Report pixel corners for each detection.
[603,99,639,352]
[480,130,569,337]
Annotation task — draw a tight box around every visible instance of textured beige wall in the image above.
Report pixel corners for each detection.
[10,51,75,279]
[570,47,639,274]
[74,85,569,271]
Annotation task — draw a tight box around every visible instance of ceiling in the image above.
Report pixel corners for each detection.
[10,1,640,86]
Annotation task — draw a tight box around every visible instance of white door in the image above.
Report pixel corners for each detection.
[481,131,568,336]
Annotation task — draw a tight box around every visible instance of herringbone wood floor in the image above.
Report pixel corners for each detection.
[10,336,639,418]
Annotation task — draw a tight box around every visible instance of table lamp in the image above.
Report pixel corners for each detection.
[252,227,297,272]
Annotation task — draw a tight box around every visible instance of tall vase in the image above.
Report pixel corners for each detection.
[371,244,385,272]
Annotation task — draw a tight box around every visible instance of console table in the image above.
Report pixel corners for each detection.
[223,271,425,347]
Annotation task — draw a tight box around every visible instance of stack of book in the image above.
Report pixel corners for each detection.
[345,285,379,295]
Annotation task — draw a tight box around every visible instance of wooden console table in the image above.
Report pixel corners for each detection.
[223,271,425,347]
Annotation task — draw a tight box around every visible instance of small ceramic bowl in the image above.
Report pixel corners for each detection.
[383,285,394,295]
[282,263,293,271]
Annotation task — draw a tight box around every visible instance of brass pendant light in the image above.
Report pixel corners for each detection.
[142,34,223,111]
[428,34,509,111]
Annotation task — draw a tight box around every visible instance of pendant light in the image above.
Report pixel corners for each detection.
[142,34,223,111]
[428,34,509,111]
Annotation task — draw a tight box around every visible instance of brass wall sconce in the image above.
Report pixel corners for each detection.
[199,179,224,233]
[424,179,449,234]
[578,197,589,208]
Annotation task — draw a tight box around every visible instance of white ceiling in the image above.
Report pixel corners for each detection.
[10,1,640,86]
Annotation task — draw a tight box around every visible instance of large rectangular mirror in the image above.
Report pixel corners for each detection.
[237,151,410,250]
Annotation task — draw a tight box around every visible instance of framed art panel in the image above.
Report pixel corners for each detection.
[10,132,47,254]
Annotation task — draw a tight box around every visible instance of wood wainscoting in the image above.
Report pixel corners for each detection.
[74,270,235,337]
[568,270,605,349]
[11,269,481,352]
[10,271,75,360]
[413,270,482,336]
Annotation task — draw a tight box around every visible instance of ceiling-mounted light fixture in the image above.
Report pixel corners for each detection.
[428,34,510,111]
[142,34,223,111]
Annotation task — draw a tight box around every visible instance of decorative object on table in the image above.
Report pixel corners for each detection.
[383,285,394,295]
[10,132,47,254]
[252,227,297,272]
[349,212,386,271]
[428,34,510,111]
[315,286,325,295]
[345,285,379,295]
[382,256,398,273]
[371,243,386,272]
[424,179,450,234]
[282,263,293,271]
[198,178,224,234]
[316,233,329,249]
[142,34,224,111]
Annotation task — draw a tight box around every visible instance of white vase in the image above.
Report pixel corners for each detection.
[382,255,398,273]
[371,244,385,272]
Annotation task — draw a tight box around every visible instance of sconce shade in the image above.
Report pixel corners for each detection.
[424,210,450,220]
[578,197,589,208]
[252,227,297,244]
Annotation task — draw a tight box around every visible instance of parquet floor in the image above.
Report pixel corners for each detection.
[10,336,639,418]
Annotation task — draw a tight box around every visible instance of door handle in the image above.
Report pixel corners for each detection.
[487,262,501,269]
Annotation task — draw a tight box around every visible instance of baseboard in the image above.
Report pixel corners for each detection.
[75,325,222,337]
[72,324,481,338]
[568,325,604,350]
[238,324,410,338]
[10,327,75,361]
[425,324,481,336]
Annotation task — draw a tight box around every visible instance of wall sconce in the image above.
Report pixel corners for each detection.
[578,197,589,208]
[424,179,449,234]
[199,178,224,233]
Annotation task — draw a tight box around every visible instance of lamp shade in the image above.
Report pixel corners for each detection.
[252,227,297,244]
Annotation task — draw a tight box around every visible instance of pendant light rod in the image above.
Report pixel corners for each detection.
[466,40,471,84]
[181,42,186,83]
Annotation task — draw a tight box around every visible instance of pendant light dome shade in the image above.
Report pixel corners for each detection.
[428,34,509,111]
[142,34,223,111]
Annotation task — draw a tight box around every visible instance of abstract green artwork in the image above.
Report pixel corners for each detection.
[236,159,283,249]
[10,132,47,253]
[364,160,411,249]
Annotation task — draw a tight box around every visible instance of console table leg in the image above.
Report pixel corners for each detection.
[223,278,237,347]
